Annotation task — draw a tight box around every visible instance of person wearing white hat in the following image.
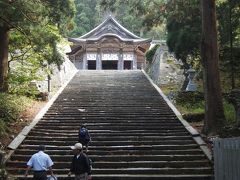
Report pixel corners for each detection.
[68,143,91,180]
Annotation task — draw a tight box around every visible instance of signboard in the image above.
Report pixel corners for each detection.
[123,53,134,61]
[87,53,96,60]
[102,53,119,60]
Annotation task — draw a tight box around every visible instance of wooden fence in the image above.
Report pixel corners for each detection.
[213,137,240,180]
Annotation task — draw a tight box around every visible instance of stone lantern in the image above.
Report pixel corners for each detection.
[186,67,197,91]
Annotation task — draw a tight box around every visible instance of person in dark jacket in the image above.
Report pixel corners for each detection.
[68,143,91,180]
[79,124,91,152]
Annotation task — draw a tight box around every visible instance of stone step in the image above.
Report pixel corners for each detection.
[43,112,175,115]
[11,174,214,180]
[25,135,193,141]
[51,103,169,106]
[18,144,200,151]
[7,160,211,169]
[39,117,179,121]
[32,125,186,131]
[36,121,182,126]
[28,131,190,137]
[22,139,195,146]
[46,110,173,113]
[34,124,183,129]
[8,167,212,175]
[49,106,169,109]
[48,105,171,109]
[13,149,203,156]
[41,116,178,119]
[11,154,207,162]
[41,118,177,121]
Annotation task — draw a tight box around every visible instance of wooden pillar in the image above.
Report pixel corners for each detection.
[96,48,102,70]
[133,50,137,70]
[100,49,102,70]
[118,48,123,70]
[83,52,87,70]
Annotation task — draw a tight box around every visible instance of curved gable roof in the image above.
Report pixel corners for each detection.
[80,15,140,39]
[68,15,152,46]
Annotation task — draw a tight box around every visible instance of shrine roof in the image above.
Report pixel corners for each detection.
[68,15,151,44]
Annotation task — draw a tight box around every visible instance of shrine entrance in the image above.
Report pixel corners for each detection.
[102,60,118,70]
[88,60,96,70]
[124,61,132,70]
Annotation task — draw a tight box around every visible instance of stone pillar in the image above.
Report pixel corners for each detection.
[186,68,197,91]
[118,48,123,70]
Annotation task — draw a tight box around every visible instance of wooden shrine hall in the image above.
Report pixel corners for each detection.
[67,15,151,70]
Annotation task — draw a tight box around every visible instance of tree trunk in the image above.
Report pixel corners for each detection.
[201,0,225,135]
[0,25,9,92]
[229,1,235,89]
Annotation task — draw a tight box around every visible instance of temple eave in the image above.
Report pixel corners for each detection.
[69,38,151,45]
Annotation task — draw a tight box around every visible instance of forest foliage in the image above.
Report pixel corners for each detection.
[0,0,75,134]
[0,0,75,92]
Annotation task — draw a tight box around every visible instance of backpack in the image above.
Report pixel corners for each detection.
[79,127,87,139]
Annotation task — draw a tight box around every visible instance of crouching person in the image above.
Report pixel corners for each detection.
[68,143,92,180]
[25,145,54,180]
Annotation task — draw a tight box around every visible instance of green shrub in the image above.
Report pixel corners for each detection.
[0,121,7,136]
[174,91,236,125]
[176,102,204,114]
[173,91,205,115]
[8,73,41,97]
[224,100,236,124]
[145,44,160,63]
[175,91,204,105]
[0,93,32,135]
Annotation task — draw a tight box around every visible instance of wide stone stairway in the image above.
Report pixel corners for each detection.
[6,70,213,179]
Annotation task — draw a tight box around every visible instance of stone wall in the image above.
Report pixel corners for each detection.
[146,46,184,87]
[36,48,78,94]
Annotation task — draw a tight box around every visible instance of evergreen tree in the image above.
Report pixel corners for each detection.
[68,0,101,37]
[165,0,201,90]
[99,0,166,38]
[0,0,75,92]
[217,0,240,89]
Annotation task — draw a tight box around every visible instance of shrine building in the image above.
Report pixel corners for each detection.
[67,15,151,70]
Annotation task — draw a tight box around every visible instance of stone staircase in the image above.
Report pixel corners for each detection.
[6,70,213,179]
